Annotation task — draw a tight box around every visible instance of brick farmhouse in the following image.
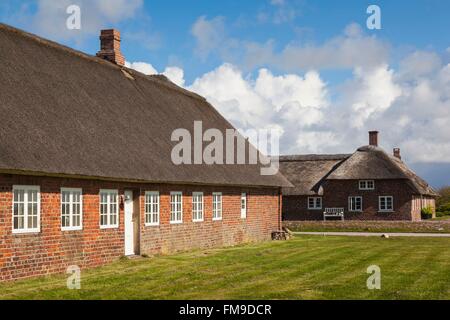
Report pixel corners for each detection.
[280,131,437,221]
[0,24,291,281]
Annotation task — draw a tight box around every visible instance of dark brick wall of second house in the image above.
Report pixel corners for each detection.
[283,179,421,221]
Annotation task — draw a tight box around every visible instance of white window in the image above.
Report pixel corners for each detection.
[308,197,322,210]
[61,188,82,231]
[192,192,204,222]
[99,189,119,228]
[145,191,159,226]
[349,196,363,212]
[12,185,40,234]
[241,193,247,219]
[212,192,222,220]
[359,180,375,190]
[170,192,183,224]
[379,196,394,212]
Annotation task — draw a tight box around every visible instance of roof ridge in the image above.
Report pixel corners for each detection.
[279,154,351,162]
[0,23,206,103]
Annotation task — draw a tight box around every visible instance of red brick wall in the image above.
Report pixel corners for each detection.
[283,179,418,221]
[139,186,280,254]
[0,174,280,281]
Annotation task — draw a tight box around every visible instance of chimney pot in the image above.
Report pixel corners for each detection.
[369,131,379,147]
[96,29,125,66]
[393,148,401,160]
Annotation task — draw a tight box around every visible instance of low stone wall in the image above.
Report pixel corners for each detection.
[283,220,450,233]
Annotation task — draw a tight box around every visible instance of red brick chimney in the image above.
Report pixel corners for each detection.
[369,131,379,147]
[393,148,401,160]
[96,29,125,66]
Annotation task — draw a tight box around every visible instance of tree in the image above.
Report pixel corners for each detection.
[437,186,450,208]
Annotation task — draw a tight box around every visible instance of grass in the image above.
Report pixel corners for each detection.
[1,235,450,300]
[433,215,450,221]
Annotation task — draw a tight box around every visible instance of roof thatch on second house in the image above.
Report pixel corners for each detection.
[0,23,291,188]
[278,155,350,196]
[279,145,437,197]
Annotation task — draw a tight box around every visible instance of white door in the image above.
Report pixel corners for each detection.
[124,190,134,256]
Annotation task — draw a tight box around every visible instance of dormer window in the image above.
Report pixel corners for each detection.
[359,180,375,190]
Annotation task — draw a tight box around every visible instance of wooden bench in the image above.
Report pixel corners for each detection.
[323,208,344,221]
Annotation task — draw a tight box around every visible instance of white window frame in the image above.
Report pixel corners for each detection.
[348,196,363,212]
[241,193,247,219]
[359,180,375,190]
[379,196,394,212]
[192,192,204,222]
[12,185,41,234]
[308,197,322,210]
[212,192,223,221]
[99,189,119,229]
[145,191,160,226]
[170,192,183,224]
[61,188,83,231]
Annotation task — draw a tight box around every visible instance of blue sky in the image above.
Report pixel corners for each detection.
[1,0,449,187]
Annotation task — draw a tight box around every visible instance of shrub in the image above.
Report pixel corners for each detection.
[421,206,433,220]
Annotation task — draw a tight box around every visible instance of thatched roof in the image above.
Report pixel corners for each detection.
[280,146,437,197]
[0,23,291,188]
[278,155,350,195]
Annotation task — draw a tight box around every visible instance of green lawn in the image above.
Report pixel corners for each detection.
[1,235,450,300]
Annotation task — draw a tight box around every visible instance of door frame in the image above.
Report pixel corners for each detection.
[124,190,139,256]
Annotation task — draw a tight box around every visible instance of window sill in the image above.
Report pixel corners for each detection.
[100,225,119,229]
[193,219,204,223]
[145,223,160,227]
[308,208,322,211]
[212,218,223,221]
[378,210,394,213]
[170,221,183,225]
[12,229,40,235]
[61,227,83,232]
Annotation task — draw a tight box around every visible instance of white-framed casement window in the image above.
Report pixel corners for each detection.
[145,191,159,226]
[308,197,322,210]
[379,196,394,212]
[212,192,222,221]
[192,192,204,222]
[359,180,375,190]
[99,189,119,229]
[241,193,247,219]
[348,196,363,212]
[12,185,40,234]
[170,192,183,224]
[61,188,83,231]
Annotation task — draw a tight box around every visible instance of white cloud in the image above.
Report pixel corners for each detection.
[191,15,226,59]
[190,19,389,72]
[162,67,185,87]
[17,0,143,41]
[108,19,450,166]
[339,65,402,128]
[125,54,450,164]
[125,61,158,75]
[188,63,330,152]
[125,62,185,87]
